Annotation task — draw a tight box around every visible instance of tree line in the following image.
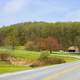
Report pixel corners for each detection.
[0,22,80,51]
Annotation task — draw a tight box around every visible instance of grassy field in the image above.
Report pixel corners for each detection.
[13,50,40,60]
[0,61,32,74]
[53,51,80,56]
[51,54,80,62]
[0,47,80,74]
[0,47,40,60]
[0,48,38,74]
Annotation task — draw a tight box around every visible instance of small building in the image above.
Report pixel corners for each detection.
[67,46,79,52]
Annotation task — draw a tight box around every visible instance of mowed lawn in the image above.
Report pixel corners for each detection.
[0,47,40,60]
[0,47,80,74]
[13,50,40,60]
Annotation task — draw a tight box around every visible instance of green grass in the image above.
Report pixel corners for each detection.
[53,51,80,56]
[0,48,79,62]
[51,54,80,62]
[13,50,40,60]
[0,66,31,74]
[0,47,80,74]
[0,48,41,60]
[0,61,32,74]
[0,48,40,74]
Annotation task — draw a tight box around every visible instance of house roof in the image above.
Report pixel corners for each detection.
[68,46,79,51]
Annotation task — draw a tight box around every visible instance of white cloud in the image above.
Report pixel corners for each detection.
[64,10,80,21]
[3,0,26,14]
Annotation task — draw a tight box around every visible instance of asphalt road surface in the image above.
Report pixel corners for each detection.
[0,60,80,80]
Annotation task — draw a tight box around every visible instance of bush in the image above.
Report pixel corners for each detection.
[30,51,65,67]
[0,51,13,63]
[30,56,65,67]
[39,51,50,61]
[46,56,65,64]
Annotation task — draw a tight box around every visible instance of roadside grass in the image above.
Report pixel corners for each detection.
[0,48,79,62]
[0,47,80,74]
[52,51,80,56]
[50,54,80,62]
[0,61,31,74]
[0,48,39,74]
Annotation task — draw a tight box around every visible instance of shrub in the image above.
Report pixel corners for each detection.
[30,56,65,67]
[38,51,50,61]
[0,51,13,63]
[30,51,65,67]
[46,56,65,64]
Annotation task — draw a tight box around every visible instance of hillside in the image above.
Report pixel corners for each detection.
[0,22,80,51]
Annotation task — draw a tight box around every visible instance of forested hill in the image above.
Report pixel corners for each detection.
[0,22,80,50]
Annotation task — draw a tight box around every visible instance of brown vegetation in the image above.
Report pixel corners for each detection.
[0,51,65,67]
[25,37,60,52]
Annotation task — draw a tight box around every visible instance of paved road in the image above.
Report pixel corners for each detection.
[0,61,80,80]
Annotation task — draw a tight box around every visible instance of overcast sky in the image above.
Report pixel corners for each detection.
[0,0,80,26]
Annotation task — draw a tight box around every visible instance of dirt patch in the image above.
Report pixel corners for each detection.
[0,53,33,66]
[10,58,33,66]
